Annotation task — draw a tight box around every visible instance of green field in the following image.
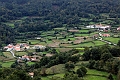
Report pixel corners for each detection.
[3,52,14,58]
[84,75,107,80]
[15,51,28,56]
[3,23,15,28]
[75,33,90,37]
[79,29,89,32]
[86,69,117,80]
[68,42,94,47]
[54,27,65,30]
[27,62,35,66]
[103,37,120,44]
[28,40,40,45]
[94,40,106,46]
[55,48,73,52]
[2,61,14,67]
[41,67,117,80]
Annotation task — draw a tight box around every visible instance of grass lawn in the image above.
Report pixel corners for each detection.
[103,37,120,44]
[3,52,14,58]
[15,51,28,56]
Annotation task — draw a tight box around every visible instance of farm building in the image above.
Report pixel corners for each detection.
[117,27,120,30]
[101,34,110,37]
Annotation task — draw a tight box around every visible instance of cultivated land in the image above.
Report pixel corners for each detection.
[1,25,120,66]
[41,63,117,80]
[0,17,120,79]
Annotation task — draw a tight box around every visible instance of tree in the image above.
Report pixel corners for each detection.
[65,61,75,72]
[88,60,95,69]
[0,68,32,80]
[32,76,41,80]
[68,55,79,63]
[107,73,114,80]
[100,52,113,62]
[110,47,120,57]
[76,66,87,77]
[117,70,120,80]
[63,72,81,80]
[117,40,120,47]
[82,50,91,61]
[90,47,101,60]
[76,68,83,77]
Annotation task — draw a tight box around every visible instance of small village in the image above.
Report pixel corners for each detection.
[0,23,120,78]
[2,23,120,62]
[1,0,120,80]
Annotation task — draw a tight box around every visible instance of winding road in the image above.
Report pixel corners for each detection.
[10,49,16,57]
[98,32,117,46]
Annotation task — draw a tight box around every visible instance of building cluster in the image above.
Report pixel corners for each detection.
[17,54,41,62]
[4,43,29,51]
[86,24,111,31]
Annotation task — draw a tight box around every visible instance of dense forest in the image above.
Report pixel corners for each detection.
[0,0,120,45]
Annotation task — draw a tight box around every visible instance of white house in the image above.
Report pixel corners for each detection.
[117,27,120,30]
[86,24,111,30]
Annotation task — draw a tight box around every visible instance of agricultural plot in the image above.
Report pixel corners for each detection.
[3,52,14,58]
[27,62,35,66]
[86,69,117,80]
[68,42,94,47]
[103,37,120,44]
[15,51,28,56]
[75,33,90,37]
[84,75,107,80]
[2,61,14,67]
[93,40,106,46]
[55,48,73,52]
[28,40,40,45]
[42,63,117,80]
[79,29,90,32]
